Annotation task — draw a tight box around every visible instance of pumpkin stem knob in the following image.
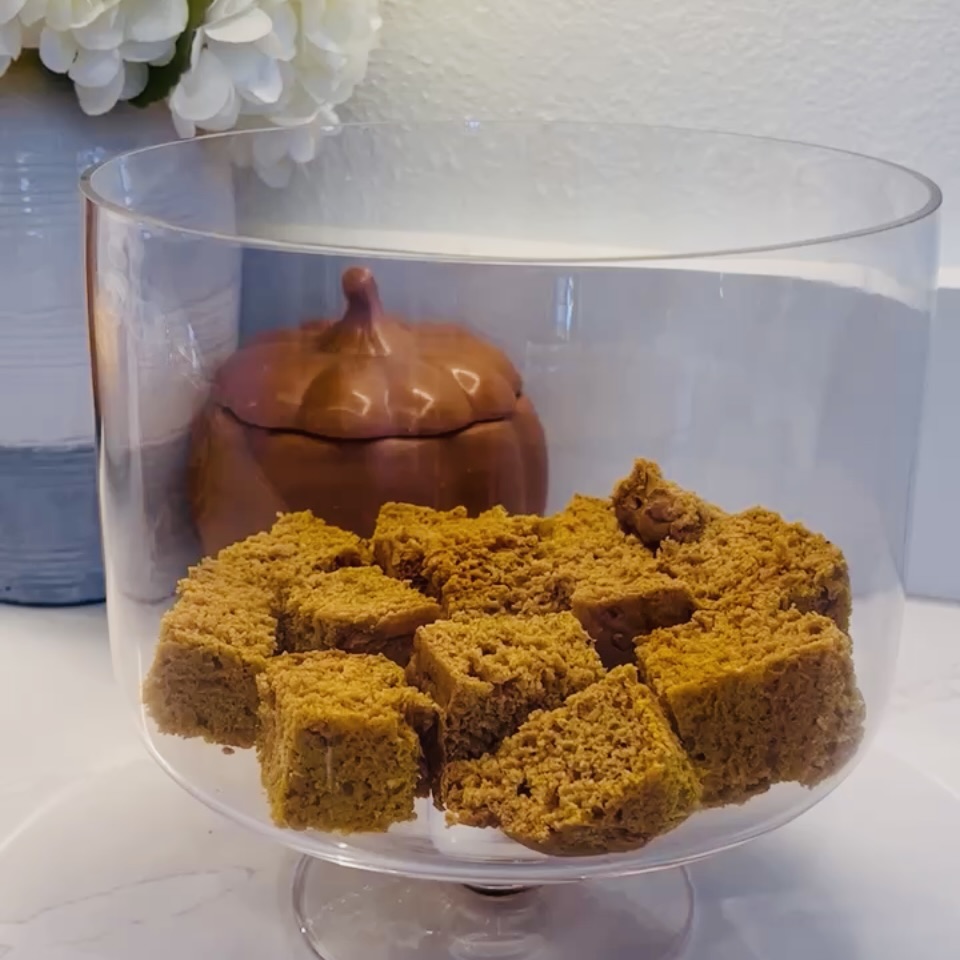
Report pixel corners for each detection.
[342,267,382,311]
[318,267,406,357]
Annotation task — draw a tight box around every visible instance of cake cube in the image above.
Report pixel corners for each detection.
[280,566,441,664]
[571,566,695,668]
[542,494,626,551]
[540,495,696,667]
[657,507,852,630]
[143,512,367,748]
[613,459,715,547]
[370,503,468,587]
[259,511,368,594]
[205,510,368,605]
[637,607,865,805]
[442,666,701,855]
[256,651,436,832]
[406,613,605,778]
[143,566,277,748]
[419,507,556,616]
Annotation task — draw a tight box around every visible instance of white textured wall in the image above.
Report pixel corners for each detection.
[348,0,960,267]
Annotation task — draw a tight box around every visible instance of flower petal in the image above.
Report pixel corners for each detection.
[75,65,125,116]
[46,0,110,32]
[267,85,322,126]
[251,126,291,167]
[259,3,296,61]
[201,87,240,131]
[287,125,317,165]
[214,41,283,104]
[73,8,123,51]
[208,0,256,21]
[170,49,233,122]
[120,60,148,100]
[39,25,77,73]
[125,0,187,44]
[0,18,22,57]
[0,0,27,22]
[149,43,176,67]
[120,38,175,63]
[0,54,11,78]
[18,0,45,26]
[18,0,46,27]
[69,46,121,87]
[204,7,272,45]
[172,110,196,139]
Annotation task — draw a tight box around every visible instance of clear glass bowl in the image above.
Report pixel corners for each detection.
[83,122,940,959]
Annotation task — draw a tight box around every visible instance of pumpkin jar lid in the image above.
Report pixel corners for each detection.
[213,268,525,440]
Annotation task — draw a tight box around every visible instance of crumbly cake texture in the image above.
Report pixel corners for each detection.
[613,459,716,548]
[637,607,864,805]
[280,567,441,664]
[256,651,436,832]
[371,498,696,665]
[570,569,695,668]
[657,506,852,631]
[245,511,368,600]
[540,495,696,666]
[419,507,556,617]
[142,563,277,748]
[442,666,701,855]
[370,503,469,588]
[143,511,367,748]
[406,614,605,785]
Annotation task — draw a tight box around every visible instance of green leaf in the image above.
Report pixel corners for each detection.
[131,0,215,109]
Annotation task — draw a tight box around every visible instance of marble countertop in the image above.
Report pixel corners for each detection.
[1,599,959,959]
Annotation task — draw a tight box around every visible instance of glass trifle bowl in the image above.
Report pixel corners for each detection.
[83,123,940,959]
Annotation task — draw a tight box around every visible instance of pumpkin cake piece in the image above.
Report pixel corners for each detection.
[255,510,368,600]
[420,507,557,617]
[371,502,469,588]
[143,563,278,749]
[637,607,865,806]
[196,510,368,608]
[143,512,365,748]
[657,506,852,630]
[613,459,716,548]
[571,564,695,669]
[406,613,605,781]
[256,651,436,832]
[280,566,441,664]
[442,666,701,856]
[540,495,696,667]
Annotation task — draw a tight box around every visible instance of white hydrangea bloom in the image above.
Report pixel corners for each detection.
[286,0,380,115]
[170,0,380,182]
[33,0,188,115]
[0,0,29,78]
[169,0,297,138]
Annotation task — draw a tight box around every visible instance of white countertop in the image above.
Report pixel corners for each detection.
[1,599,959,959]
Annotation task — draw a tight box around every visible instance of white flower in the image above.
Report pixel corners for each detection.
[0,0,29,78]
[169,0,297,138]
[34,0,188,115]
[287,0,380,112]
[169,0,380,183]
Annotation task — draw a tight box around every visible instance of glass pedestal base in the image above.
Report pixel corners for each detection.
[292,856,695,959]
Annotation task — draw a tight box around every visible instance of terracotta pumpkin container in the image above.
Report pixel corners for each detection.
[188,267,548,554]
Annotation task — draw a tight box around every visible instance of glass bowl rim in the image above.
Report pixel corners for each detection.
[80,119,943,265]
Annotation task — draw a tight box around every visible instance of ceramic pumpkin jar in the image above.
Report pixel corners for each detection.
[189,267,548,554]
